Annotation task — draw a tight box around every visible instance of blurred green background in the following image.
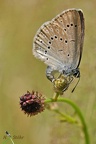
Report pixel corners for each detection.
[0,0,96,144]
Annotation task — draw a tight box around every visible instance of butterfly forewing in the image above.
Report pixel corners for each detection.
[52,9,85,71]
[33,9,84,73]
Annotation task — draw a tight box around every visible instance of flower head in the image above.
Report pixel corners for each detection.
[20,91,45,116]
[53,74,71,94]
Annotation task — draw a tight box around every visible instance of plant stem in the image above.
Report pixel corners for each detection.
[2,137,14,144]
[45,97,90,144]
[53,92,59,100]
[53,109,78,124]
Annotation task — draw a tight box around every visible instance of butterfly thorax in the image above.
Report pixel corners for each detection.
[62,68,80,78]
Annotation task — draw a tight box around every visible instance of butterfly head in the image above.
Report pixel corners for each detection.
[72,68,80,78]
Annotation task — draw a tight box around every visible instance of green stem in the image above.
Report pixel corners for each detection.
[2,137,14,144]
[45,97,90,144]
[54,109,78,124]
[53,92,59,100]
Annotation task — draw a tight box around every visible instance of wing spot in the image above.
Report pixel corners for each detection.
[49,41,51,44]
[71,24,73,26]
[68,54,70,56]
[67,24,69,27]
[60,38,63,41]
[51,37,54,40]
[65,40,67,43]
[64,28,66,31]
[58,49,63,51]
[54,35,58,39]
[48,46,50,49]
[51,28,53,31]
[45,50,47,54]
[75,25,77,27]
[46,58,48,60]
[56,29,59,32]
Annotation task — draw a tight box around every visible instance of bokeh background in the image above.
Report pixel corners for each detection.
[0,0,96,144]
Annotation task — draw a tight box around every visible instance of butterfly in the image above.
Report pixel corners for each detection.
[33,8,85,93]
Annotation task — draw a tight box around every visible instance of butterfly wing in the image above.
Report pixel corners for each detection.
[33,9,84,73]
[33,21,67,70]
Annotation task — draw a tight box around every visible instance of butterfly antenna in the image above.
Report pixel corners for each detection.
[71,77,80,93]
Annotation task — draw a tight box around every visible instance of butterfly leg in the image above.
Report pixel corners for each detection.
[62,76,73,92]
[69,76,73,83]
[46,66,55,82]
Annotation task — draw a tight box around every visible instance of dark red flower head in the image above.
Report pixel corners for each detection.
[20,91,45,116]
